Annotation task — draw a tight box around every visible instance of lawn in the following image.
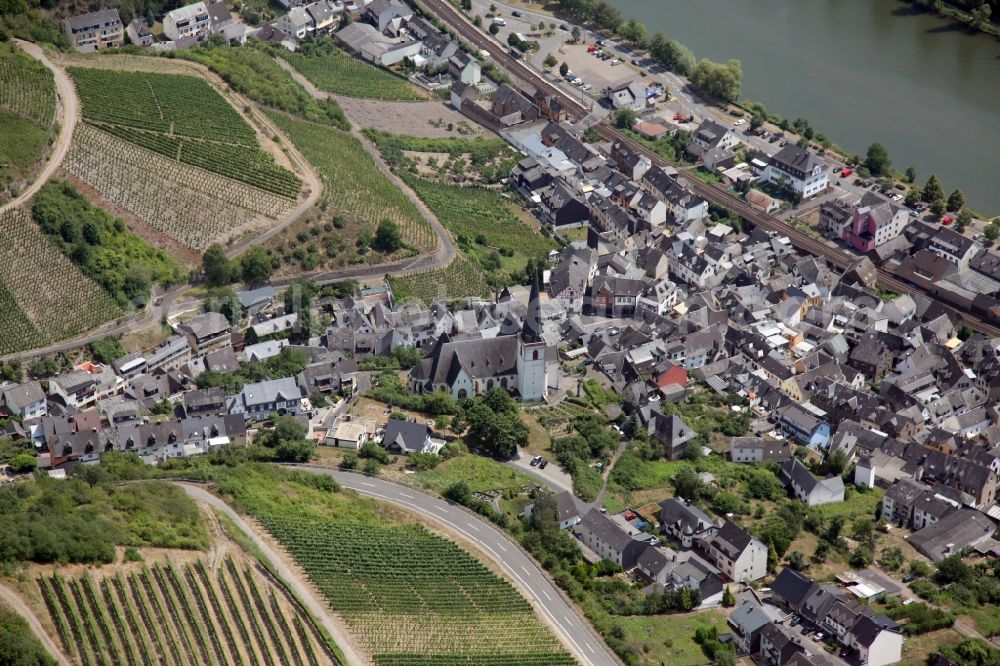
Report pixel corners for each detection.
[0,109,50,179]
[615,610,728,666]
[414,454,533,494]
[898,627,963,665]
[285,42,429,101]
[807,486,884,521]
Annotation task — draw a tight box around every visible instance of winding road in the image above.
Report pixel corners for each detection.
[0,40,78,218]
[0,583,72,666]
[0,50,457,363]
[290,466,622,666]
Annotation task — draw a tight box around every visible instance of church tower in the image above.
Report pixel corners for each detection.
[517,273,548,401]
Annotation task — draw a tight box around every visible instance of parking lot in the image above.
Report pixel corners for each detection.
[552,43,635,94]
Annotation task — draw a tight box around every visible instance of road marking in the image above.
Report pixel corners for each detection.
[399,492,414,499]
[359,482,376,487]
[466,523,479,532]
[587,643,595,654]
[542,589,552,601]
[496,543,506,552]
[522,566,532,576]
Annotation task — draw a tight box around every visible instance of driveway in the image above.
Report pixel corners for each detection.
[292,466,621,666]
[509,447,574,494]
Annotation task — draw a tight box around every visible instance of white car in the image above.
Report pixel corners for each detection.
[492,17,506,26]
[734,118,747,126]
[610,59,622,66]
[572,77,583,85]
[581,84,592,91]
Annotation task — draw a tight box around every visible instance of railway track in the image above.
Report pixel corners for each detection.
[420,0,1000,336]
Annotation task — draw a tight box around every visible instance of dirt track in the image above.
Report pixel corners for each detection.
[0,40,78,218]
[0,583,72,666]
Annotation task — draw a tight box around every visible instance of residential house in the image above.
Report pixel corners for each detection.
[382,419,443,455]
[276,6,312,40]
[2,381,46,420]
[178,312,231,355]
[760,144,829,199]
[882,478,929,526]
[650,412,698,460]
[163,2,211,41]
[759,623,805,666]
[605,80,647,111]
[63,9,124,51]
[842,197,910,253]
[779,458,846,506]
[777,403,831,449]
[48,371,98,410]
[228,377,302,420]
[659,498,718,548]
[699,520,767,582]
[729,436,792,463]
[447,51,480,84]
[183,388,225,416]
[331,420,368,449]
[126,18,153,46]
[574,508,647,568]
[728,600,779,656]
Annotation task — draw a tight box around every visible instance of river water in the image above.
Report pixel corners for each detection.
[606,0,1000,214]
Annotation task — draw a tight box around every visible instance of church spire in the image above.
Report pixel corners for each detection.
[521,271,543,344]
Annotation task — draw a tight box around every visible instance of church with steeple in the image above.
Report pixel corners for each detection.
[408,276,550,402]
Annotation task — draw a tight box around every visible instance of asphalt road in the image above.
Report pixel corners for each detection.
[292,466,621,666]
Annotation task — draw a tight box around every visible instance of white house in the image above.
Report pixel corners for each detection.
[606,80,647,112]
[779,458,845,506]
[331,420,368,449]
[760,144,829,199]
[163,1,211,40]
[2,381,47,420]
[700,521,767,582]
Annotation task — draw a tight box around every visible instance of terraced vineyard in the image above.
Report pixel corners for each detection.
[67,67,301,198]
[219,466,575,666]
[389,255,490,305]
[66,124,294,251]
[0,43,56,125]
[284,45,428,101]
[0,208,120,353]
[37,558,332,666]
[267,111,436,253]
[0,43,57,202]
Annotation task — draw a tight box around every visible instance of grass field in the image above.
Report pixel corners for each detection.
[285,43,428,101]
[388,255,491,305]
[214,464,576,666]
[0,42,55,201]
[0,207,121,354]
[68,67,301,198]
[413,455,533,494]
[266,111,436,272]
[38,558,330,666]
[614,611,726,666]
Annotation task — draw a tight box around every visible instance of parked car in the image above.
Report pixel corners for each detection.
[539,459,549,469]
[833,166,842,173]
[901,574,917,583]
[840,168,853,177]
[492,17,506,25]
[790,615,801,626]
[610,59,622,65]
[581,83,592,91]
[559,23,569,31]
[733,118,746,126]
[511,10,524,17]
[530,455,542,467]
[572,77,583,85]
[596,38,606,46]
[631,58,642,65]
[587,45,598,53]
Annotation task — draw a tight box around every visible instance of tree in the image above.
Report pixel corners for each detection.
[672,468,704,501]
[88,337,124,364]
[372,220,403,253]
[985,221,1000,243]
[923,174,944,203]
[721,586,736,607]
[559,62,569,77]
[570,25,581,42]
[544,53,557,68]
[689,58,742,102]
[947,188,965,212]
[240,246,272,286]
[826,449,848,476]
[863,142,892,176]
[767,543,779,573]
[614,107,636,129]
[787,550,807,571]
[850,545,873,568]
[8,453,36,474]
[904,188,922,208]
[750,108,767,130]
[930,197,947,217]
[488,22,499,35]
[904,166,917,183]
[256,415,314,462]
[460,0,471,9]
[972,2,992,30]
[202,243,233,287]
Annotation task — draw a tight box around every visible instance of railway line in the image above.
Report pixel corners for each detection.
[419,0,1000,336]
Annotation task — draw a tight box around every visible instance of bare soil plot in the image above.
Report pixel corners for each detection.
[334,95,484,137]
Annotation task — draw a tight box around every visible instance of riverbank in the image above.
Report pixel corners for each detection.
[906,0,1000,39]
